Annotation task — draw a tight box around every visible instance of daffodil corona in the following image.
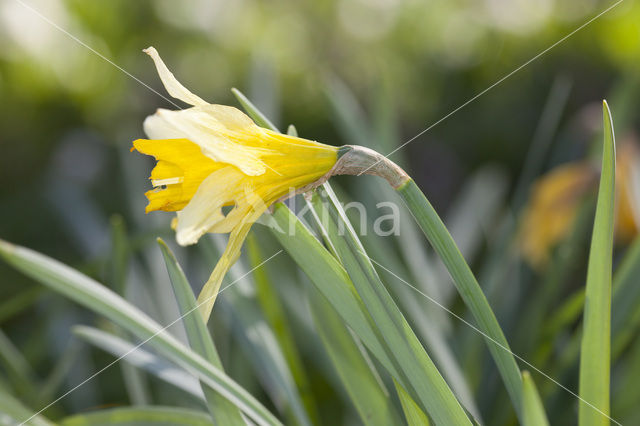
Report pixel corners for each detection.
[133,47,340,320]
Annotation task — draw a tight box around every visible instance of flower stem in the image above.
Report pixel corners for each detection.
[395,177,523,419]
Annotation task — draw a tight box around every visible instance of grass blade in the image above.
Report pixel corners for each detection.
[73,326,204,399]
[396,178,523,419]
[309,187,470,425]
[246,234,319,424]
[0,383,53,426]
[578,100,616,426]
[522,371,550,426]
[0,239,282,426]
[268,204,404,387]
[232,88,279,131]
[308,285,401,425]
[395,380,431,426]
[60,406,214,426]
[157,239,246,425]
[202,236,311,426]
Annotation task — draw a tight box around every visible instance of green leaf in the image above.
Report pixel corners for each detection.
[308,186,470,425]
[395,379,431,426]
[269,203,401,382]
[60,406,214,426]
[201,236,311,426]
[308,285,401,425]
[522,372,550,426]
[331,183,480,420]
[578,100,616,426]
[73,326,204,399]
[246,234,319,424]
[396,178,523,413]
[0,382,53,426]
[0,239,281,426]
[157,239,245,425]
[232,88,279,131]
[396,178,523,419]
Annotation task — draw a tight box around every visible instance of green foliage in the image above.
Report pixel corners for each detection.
[0,239,281,426]
[60,406,214,426]
[522,372,549,426]
[2,22,640,424]
[578,101,616,426]
[157,239,245,425]
[396,179,523,419]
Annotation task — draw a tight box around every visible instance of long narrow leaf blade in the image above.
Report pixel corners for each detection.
[203,236,311,426]
[232,88,279,131]
[158,239,245,425]
[395,380,431,426]
[308,286,401,425]
[246,234,319,424]
[309,187,469,424]
[74,326,204,399]
[396,178,523,418]
[0,383,53,426]
[0,239,281,426]
[522,371,550,426]
[269,204,400,380]
[60,406,214,426]
[578,100,616,426]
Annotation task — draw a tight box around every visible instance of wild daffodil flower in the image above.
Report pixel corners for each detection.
[133,47,340,320]
[519,141,640,269]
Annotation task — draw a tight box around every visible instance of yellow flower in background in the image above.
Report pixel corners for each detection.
[133,47,338,320]
[614,141,640,242]
[519,141,640,269]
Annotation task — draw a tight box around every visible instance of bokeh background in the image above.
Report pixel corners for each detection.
[1,0,639,423]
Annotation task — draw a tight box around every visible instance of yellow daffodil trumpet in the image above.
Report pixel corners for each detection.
[133,47,409,321]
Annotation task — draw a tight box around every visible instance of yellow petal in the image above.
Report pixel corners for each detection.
[175,166,247,246]
[143,47,208,107]
[132,138,224,213]
[196,214,262,322]
[615,142,640,240]
[148,107,268,176]
[519,162,595,268]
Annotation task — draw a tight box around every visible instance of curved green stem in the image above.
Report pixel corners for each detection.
[396,178,523,420]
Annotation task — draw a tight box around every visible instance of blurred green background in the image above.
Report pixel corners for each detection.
[1,0,639,423]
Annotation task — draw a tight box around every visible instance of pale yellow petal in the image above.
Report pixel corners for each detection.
[196,208,265,321]
[143,47,208,107]
[155,107,267,176]
[175,167,246,246]
[143,113,185,140]
[201,104,257,131]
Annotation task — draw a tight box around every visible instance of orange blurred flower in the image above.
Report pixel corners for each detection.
[519,140,639,269]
